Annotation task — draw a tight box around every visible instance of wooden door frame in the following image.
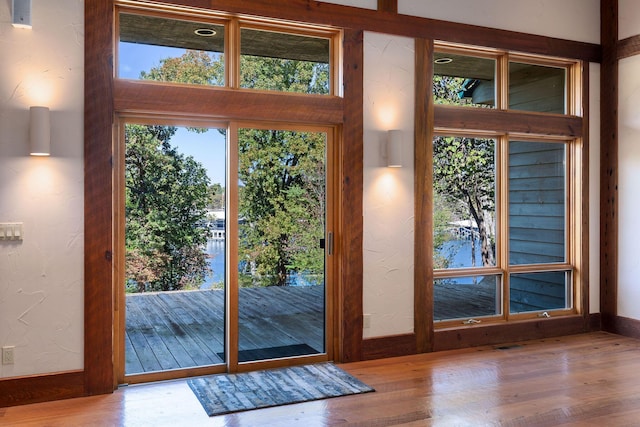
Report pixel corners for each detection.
[112,118,342,384]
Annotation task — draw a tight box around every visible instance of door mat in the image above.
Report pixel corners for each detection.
[216,343,318,363]
[187,362,374,416]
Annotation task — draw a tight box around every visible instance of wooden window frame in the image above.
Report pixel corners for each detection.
[431,132,579,329]
[416,41,590,351]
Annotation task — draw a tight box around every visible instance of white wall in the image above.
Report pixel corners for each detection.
[399,0,600,44]
[618,53,640,320]
[0,0,84,378]
[618,0,640,321]
[363,32,415,338]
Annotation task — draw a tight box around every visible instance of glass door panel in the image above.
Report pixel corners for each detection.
[237,127,327,362]
[123,123,227,376]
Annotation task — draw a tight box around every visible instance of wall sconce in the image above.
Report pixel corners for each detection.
[29,106,50,156]
[12,0,32,29]
[385,129,402,168]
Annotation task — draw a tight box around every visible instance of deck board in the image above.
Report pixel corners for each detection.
[125,285,326,374]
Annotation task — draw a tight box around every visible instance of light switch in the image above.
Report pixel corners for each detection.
[0,223,23,241]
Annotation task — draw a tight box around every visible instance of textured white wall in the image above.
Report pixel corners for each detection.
[363,32,415,338]
[618,56,640,320]
[620,0,640,40]
[399,0,600,44]
[0,0,84,378]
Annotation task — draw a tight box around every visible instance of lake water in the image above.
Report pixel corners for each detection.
[201,238,481,288]
[199,240,320,289]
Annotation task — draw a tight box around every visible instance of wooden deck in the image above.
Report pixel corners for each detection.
[125,285,325,374]
[126,282,500,374]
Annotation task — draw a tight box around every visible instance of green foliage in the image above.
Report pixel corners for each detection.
[240,55,329,94]
[127,48,328,290]
[433,135,496,266]
[432,74,496,267]
[238,129,325,287]
[141,50,225,87]
[125,124,212,292]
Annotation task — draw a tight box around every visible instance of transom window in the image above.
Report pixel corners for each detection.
[117,8,339,95]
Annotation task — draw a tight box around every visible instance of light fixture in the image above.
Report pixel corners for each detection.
[12,0,32,29]
[194,28,217,37]
[386,130,402,168]
[29,106,50,156]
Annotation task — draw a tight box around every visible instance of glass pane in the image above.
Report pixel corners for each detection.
[510,271,571,314]
[433,52,496,108]
[434,275,502,321]
[509,62,566,113]
[240,28,330,94]
[509,141,566,265]
[238,128,326,362]
[124,124,226,374]
[433,136,497,269]
[118,13,225,86]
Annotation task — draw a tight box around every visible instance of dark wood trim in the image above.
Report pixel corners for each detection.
[414,38,434,354]
[617,34,640,60]
[0,371,84,408]
[114,81,344,124]
[84,0,115,396]
[434,107,584,138]
[362,334,416,360]
[604,315,640,339]
[434,316,588,351]
[164,0,601,63]
[589,313,602,331]
[600,0,618,327]
[377,0,397,14]
[339,29,364,363]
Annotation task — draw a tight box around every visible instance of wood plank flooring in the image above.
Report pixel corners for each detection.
[3,332,640,426]
[125,286,325,373]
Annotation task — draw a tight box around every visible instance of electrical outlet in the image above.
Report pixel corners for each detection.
[363,314,371,328]
[2,346,15,365]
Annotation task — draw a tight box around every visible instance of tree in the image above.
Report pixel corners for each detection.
[433,135,496,267]
[238,129,325,286]
[432,74,496,267]
[129,49,328,288]
[125,124,212,292]
[236,55,328,286]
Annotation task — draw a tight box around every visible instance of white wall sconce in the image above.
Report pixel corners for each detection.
[385,129,403,168]
[29,106,50,156]
[12,0,32,29]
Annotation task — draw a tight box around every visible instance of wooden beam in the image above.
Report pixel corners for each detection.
[600,0,618,329]
[617,34,640,60]
[114,81,344,124]
[434,107,584,138]
[377,0,397,14]
[84,0,115,396]
[414,38,434,354]
[339,28,364,363]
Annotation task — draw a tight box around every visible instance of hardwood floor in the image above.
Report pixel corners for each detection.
[2,332,640,426]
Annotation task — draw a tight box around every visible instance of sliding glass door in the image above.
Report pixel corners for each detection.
[118,119,334,382]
